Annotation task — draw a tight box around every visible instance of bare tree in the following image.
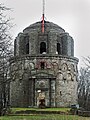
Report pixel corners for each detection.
[0,4,13,115]
[78,64,90,110]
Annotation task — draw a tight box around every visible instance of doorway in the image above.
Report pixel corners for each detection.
[37,91,45,108]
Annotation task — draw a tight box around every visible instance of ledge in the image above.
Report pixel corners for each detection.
[10,54,79,64]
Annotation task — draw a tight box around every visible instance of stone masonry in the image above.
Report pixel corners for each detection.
[10,21,79,107]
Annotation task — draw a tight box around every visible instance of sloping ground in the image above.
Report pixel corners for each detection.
[1,108,90,120]
[10,108,70,115]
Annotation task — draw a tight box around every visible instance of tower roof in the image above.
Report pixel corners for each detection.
[23,21,65,34]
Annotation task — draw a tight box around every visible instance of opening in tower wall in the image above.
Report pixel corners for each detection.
[40,42,46,54]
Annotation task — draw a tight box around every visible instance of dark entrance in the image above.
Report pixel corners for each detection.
[39,98,45,108]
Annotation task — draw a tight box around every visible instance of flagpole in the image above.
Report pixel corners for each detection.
[42,0,45,33]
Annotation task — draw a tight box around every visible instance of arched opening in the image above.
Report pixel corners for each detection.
[40,42,46,54]
[26,43,29,54]
[57,43,61,54]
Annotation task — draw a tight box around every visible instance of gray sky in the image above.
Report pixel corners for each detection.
[1,0,90,68]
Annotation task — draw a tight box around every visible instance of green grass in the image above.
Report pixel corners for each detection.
[0,108,89,120]
[0,115,90,120]
[11,107,70,114]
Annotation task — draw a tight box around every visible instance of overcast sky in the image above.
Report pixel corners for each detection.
[1,0,90,68]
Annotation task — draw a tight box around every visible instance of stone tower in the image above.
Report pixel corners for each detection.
[10,21,78,107]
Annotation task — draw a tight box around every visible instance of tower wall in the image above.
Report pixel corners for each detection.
[10,55,78,107]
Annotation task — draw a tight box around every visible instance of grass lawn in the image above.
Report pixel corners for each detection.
[11,108,70,114]
[0,108,89,120]
[0,115,90,120]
